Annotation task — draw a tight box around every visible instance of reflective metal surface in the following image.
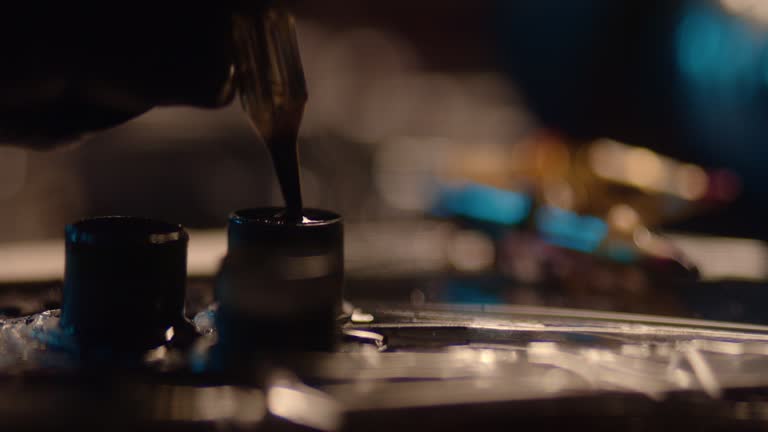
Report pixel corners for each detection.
[3,298,768,430]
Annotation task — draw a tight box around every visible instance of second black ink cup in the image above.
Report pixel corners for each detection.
[216,207,343,353]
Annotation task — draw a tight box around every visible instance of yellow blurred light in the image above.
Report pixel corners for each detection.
[267,384,341,431]
[607,204,641,233]
[676,164,709,201]
[625,147,664,190]
[588,138,622,180]
[721,0,768,25]
[589,138,709,200]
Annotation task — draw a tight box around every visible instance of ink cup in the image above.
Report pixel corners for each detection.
[216,207,343,354]
[60,216,190,357]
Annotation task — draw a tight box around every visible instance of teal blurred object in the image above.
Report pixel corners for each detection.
[431,183,532,226]
[675,0,768,176]
[535,206,608,253]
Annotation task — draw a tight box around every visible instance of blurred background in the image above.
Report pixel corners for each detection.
[1,0,768,323]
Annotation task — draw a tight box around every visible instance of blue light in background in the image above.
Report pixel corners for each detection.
[676,4,762,94]
[674,0,768,184]
[432,183,532,226]
[535,206,608,253]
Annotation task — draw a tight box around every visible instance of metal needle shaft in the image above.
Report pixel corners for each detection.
[233,7,307,221]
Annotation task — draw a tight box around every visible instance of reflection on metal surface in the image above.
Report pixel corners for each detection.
[683,344,722,398]
[357,304,768,339]
[328,303,768,408]
[342,329,386,350]
[6,301,768,426]
[267,372,343,431]
[152,385,265,425]
[527,341,672,400]
[350,309,375,324]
